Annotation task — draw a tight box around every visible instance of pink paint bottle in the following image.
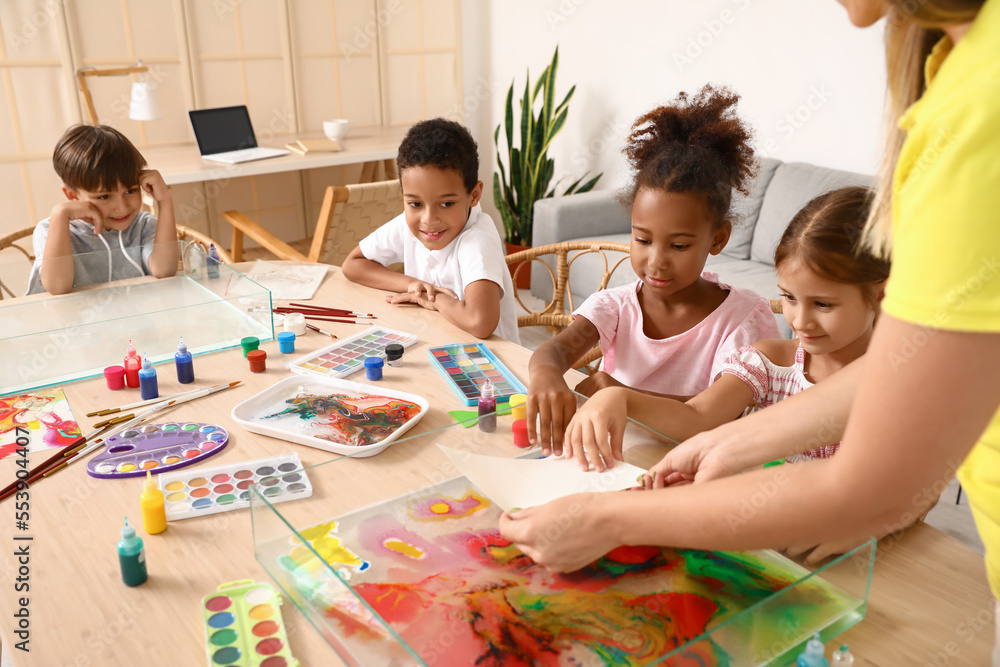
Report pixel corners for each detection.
[478,380,497,433]
[123,340,141,388]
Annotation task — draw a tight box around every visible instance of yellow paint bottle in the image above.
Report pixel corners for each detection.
[141,470,167,534]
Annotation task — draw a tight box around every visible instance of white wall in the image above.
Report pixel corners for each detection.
[463,0,888,228]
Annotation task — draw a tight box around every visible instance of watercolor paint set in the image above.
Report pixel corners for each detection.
[157,452,312,520]
[427,343,527,406]
[202,579,298,667]
[285,326,417,379]
[231,376,428,457]
[87,422,229,479]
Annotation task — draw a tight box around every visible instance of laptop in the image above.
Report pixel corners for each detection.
[188,105,289,164]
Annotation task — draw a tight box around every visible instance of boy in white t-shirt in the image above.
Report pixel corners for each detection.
[342,119,519,343]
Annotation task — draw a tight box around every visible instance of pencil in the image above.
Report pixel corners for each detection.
[273,308,376,320]
[305,323,338,338]
[86,381,242,417]
[299,315,370,324]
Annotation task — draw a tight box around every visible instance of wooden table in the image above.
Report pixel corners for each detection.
[0,265,993,666]
[146,125,410,186]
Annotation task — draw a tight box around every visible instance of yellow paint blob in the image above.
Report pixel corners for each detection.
[249,604,274,620]
[164,481,185,491]
[313,536,363,567]
[299,520,337,542]
[141,460,158,469]
[118,463,137,472]
[384,539,424,560]
[430,503,450,514]
[163,456,181,465]
[166,492,187,502]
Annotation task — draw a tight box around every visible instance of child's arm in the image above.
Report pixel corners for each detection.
[398,278,500,339]
[40,201,104,295]
[140,170,178,279]
[562,376,755,471]
[527,317,602,456]
[574,371,694,402]
[342,246,458,301]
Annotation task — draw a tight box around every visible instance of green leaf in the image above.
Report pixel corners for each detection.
[494,174,519,243]
[572,173,603,194]
[532,66,548,103]
[503,83,514,157]
[563,173,586,195]
[553,84,576,118]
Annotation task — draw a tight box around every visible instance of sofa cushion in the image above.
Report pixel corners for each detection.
[722,157,781,261]
[749,162,873,265]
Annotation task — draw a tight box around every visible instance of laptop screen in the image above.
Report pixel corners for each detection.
[188,106,259,155]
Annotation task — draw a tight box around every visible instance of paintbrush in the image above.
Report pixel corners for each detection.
[305,323,338,338]
[86,381,241,417]
[288,303,375,317]
[0,424,111,502]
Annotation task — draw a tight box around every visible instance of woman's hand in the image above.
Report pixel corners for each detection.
[642,426,744,488]
[562,388,630,471]
[498,493,619,572]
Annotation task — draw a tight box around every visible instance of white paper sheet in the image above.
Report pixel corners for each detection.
[440,445,646,512]
[243,260,329,300]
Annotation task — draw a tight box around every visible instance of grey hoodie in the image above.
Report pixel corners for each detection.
[25,211,159,295]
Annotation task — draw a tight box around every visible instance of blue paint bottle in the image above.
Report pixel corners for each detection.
[117,517,147,586]
[174,337,194,384]
[138,354,158,401]
[796,632,829,666]
[277,331,296,354]
[207,243,221,279]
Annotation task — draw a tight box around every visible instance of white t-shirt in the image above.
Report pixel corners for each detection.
[358,204,520,343]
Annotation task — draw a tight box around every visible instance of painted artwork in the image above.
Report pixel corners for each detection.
[0,388,81,459]
[278,477,865,666]
[260,392,422,447]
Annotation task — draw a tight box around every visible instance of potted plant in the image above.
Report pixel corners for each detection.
[493,47,601,288]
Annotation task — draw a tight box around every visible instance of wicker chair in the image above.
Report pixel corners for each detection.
[222,179,403,266]
[769,298,783,314]
[505,240,632,373]
[0,227,34,299]
[176,224,233,267]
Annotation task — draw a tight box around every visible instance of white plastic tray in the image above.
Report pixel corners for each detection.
[231,376,428,457]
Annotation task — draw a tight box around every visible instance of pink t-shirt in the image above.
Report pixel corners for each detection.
[572,273,781,396]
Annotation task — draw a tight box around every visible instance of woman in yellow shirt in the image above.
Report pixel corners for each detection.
[500,0,1000,657]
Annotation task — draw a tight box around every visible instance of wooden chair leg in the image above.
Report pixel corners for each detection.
[230,226,244,263]
[384,158,398,180]
[359,161,376,183]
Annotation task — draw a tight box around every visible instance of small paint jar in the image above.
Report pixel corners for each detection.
[385,343,404,367]
[364,356,383,381]
[248,349,267,373]
[283,312,306,336]
[277,331,296,354]
[240,336,260,358]
[512,419,530,448]
[104,365,126,390]
[509,393,527,421]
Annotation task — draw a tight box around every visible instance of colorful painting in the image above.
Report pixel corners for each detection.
[260,392,422,447]
[278,477,865,666]
[0,388,81,459]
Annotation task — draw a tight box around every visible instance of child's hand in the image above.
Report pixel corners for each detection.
[139,169,171,205]
[527,372,578,456]
[407,280,456,302]
[52,200,106,234]
[385,289,441,311]
[574,371,624,397]
[563,388,629,471]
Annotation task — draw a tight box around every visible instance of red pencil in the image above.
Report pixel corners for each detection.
[300,315,370,324]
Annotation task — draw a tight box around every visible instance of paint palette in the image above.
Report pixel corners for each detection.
[158,453,313,520]
[427,343,527,406]
[201,579,299,667]
[86,422,229,479]
[285,325,417,379]
[231,376,428,457]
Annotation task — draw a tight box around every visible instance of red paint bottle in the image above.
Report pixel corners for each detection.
[123,340,141,388]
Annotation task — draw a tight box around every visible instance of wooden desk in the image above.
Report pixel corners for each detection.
[146,125,409,186]
[0,265,993,666]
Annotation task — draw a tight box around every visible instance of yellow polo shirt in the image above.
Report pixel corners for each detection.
[881,0,1000,597]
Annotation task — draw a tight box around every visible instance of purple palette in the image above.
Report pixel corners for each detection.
[86,422,229,479]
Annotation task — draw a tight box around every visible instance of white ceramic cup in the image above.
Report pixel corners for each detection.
[323,119,352,142]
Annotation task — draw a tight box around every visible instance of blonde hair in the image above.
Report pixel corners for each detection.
[863,0,984,259]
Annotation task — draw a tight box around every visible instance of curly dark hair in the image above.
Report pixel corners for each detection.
[396,118,479,192]
[619,84,757,228]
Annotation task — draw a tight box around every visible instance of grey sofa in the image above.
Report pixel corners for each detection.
[530,157,872,337]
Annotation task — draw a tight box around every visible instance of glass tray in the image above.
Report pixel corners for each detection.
[0,241,272,396]
[249,406,874,666]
